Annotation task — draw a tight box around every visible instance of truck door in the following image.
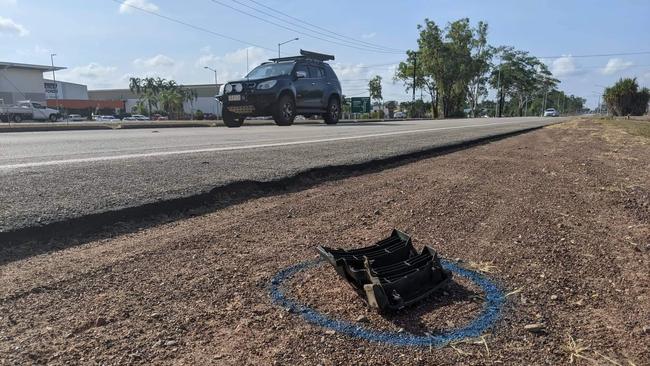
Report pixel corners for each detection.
[31,102,46,120]
[293,64,312,108]
[308,65,326,109]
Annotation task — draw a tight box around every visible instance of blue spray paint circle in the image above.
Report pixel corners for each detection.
[269,259,505,347]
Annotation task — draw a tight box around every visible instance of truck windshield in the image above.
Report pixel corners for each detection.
[246,63,294,79]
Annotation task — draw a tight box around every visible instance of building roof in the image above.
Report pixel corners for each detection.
[44,79,87,87]
[0,61,66,72]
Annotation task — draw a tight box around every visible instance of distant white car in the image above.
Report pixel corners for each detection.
[132,114,150,121]
[543,108,560,117]
[122,116,138,121]
[96,115,120,122]
[393,111,407,119]
[68,114,85,121]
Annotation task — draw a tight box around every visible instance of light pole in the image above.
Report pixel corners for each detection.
[204,66,218,116]
[50,53,60,121]
[495,61,502,117]
[595,84,607,115]
[204,66,218,86]
[278,38,299,58]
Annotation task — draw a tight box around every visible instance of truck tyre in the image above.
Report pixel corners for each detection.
[13,114,22,123]
[273,94,295,126]
[222,109,244,128]
[49,114,58,122]
[323,96,340,125]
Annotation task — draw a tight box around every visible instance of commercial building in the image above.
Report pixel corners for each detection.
[88,84,222,117]
[0,61,64,104]
[2,60,221,117]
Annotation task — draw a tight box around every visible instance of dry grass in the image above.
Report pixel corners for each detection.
[564,335,596,363]
[468,261,498,274]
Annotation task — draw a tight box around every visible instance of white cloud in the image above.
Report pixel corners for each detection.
[551,55,581,77]
[361,32,376,39]
[196,47,270,81]
[601,58,633,75]
[119,0,158,14]
[133,54,175,68]
[0,16,29,37]
[57,63,120,88]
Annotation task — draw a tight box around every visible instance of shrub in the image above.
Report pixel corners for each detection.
[194,109,204,120]
[604,78,650,116]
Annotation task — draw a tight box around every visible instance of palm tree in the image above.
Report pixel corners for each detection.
[141,77,160,115]
[128,77,142,95]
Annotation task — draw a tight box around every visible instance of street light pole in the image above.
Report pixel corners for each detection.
[50,53,59,121]
[278,37,299,58]
[495,62,501,117]
[204,66,218,116]
[204,66,217,86]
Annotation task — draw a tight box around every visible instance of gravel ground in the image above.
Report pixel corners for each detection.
[0,118,648,365]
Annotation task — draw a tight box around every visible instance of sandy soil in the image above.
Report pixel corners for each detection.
[1,118,648,365]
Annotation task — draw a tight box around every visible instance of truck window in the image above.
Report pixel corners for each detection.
[308,66,325,79]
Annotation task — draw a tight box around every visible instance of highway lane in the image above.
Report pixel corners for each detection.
[0,117,565,232]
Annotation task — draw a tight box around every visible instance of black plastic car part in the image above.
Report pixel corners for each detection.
[317,230,452,312]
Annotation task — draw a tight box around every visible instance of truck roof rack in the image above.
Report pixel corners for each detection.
[269,49,335,63]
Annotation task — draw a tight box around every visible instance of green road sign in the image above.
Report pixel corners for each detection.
[350,97,371,113]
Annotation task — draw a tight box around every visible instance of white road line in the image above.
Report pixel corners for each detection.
[0,120,542,170]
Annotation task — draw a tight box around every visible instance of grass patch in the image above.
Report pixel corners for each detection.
[599,118,650,139]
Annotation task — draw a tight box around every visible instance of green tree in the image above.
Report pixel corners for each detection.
[467,21,492,117]
[490,47,558,117]
[404,18,487,118]
[604,78,650,116]
[368,75,383,106]
[394,50,439,118]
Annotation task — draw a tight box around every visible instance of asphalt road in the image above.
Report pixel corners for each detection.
[0,117,565,232]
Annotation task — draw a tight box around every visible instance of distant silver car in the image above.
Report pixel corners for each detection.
[68,114,85,121]
[543,108,560,117]
[393,111,407,119]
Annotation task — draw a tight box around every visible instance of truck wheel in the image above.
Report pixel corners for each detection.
[49,114,58,122]
[273,94,295,126]
[13,114,22,123]
[222,109,244,128]
[323,97,340,125]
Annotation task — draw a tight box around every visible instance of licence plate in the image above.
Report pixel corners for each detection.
[228,94,242,102]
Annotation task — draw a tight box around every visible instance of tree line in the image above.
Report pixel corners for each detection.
[366,18,586,118]
[128,77,197,118]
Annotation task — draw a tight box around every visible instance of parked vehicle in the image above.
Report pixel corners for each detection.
[393,111,407,119]
[132,114,150,121]
[96,115,120,122]
[543,108,560,117]
[68,114,85,122]
[122,116,138,121]
[202,113,219,120]
[216,49,342,127]
[151,114,169,121]
[0,100,60,122]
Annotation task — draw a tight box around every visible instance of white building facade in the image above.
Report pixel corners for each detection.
[0,61,65,104]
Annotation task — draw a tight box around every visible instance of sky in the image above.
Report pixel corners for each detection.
[1,0,649,108]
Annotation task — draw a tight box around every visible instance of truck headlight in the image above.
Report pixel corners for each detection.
[256,80,277,90]
[233,83,243,92]
[225,84,233,93]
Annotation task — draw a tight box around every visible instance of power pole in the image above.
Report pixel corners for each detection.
[50,53,59,121]
[495,63,501,117]
[412,52,417,102]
